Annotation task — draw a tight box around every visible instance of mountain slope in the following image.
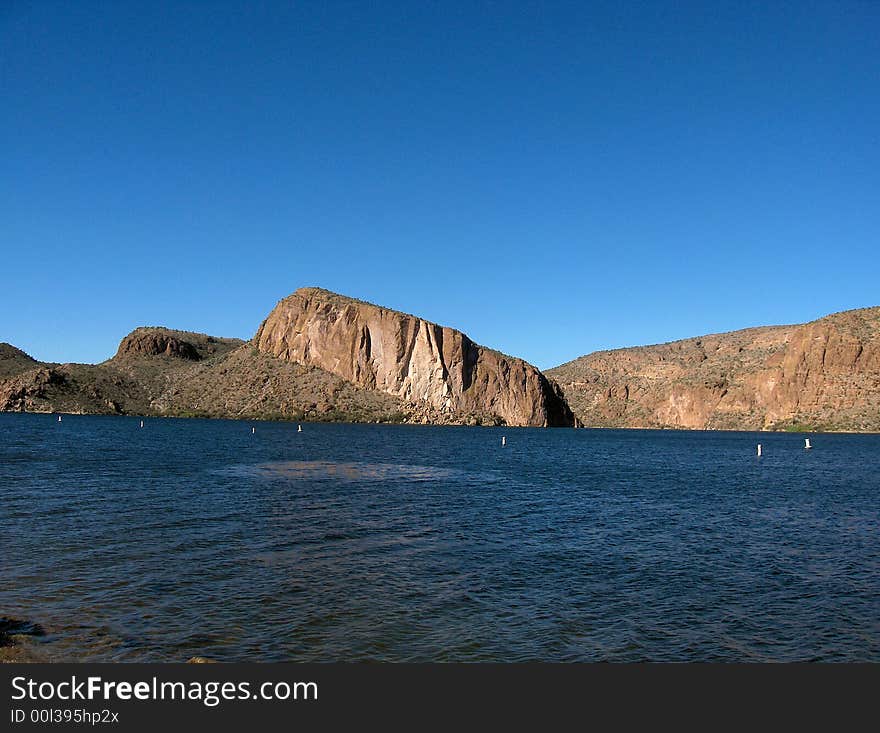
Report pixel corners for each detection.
[0,330,411,422]
[0,343,39,379]
[547,307,880,431]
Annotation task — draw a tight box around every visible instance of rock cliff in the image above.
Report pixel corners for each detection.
[547,307,880,431]
[0,295,575,426]
[254,288,575,427]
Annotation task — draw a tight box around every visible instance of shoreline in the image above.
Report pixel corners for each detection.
[2,409,878,435]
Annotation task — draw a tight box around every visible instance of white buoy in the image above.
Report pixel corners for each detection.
[501,436,506,446]
[757,443,762,457]
[252,427,255,434]
[58,415,62,422]
[140,420,144,429]
[805,438,812,450]
[297,424,302,432]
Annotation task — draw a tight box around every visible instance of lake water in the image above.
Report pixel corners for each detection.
[2,413,878,662]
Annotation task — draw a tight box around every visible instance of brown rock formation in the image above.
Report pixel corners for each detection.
[0,367,68,411]
[547,307,880,431]
[114,328,242,361]
[254,288,575,427]
[10,292,876,432]
[3,307,572,426]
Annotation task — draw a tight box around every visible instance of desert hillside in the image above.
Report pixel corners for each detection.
[547,307,880,431]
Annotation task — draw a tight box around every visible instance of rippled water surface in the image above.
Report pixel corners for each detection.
[2,413,878,662]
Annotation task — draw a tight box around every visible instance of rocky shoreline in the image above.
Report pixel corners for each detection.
[0,617,48,663]
[0,616,223,664]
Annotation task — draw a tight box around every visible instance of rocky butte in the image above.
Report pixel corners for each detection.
[547,306,880,432]
[254,288,575,427]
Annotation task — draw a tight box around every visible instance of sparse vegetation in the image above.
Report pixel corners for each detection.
[1,329,503,425]
[547,306,880,432]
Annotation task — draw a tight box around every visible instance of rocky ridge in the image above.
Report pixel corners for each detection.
[547,306,880,431]
[1,290,575,426]
[254,288,575,427]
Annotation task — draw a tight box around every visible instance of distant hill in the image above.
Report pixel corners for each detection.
[547,307,880,432]
[7,294,878,431]
[112,327,244,362]
[0,343,39,379]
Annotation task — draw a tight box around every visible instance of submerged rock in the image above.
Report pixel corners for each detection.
[0,617,47,663]
[0,617,46,644]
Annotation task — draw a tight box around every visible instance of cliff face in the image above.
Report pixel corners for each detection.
[254,288,575,427]
[547,307,880,431]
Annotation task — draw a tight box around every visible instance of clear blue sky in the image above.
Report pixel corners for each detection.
[2,1,878,370]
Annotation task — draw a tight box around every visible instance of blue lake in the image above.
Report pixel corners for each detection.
[2,413,878,661]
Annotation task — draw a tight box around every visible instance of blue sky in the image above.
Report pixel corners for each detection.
[2,1,878,370]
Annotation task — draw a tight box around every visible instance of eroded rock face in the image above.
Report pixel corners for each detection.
[254,288,575,427]
[113,328,244,362]
[548,307,880,431]
[0,367,68,411]
[115,329,202,360]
